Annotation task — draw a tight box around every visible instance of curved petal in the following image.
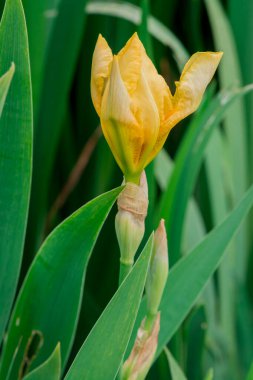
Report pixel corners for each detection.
[169,51,223,129]
[91,34,113,115]
[147,51,223,163]
[117,32,143,95]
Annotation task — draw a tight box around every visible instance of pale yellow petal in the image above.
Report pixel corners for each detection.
[117,32,143,95]
[91,34,113,115]
[130,70,160,170]
[147,51,223,163]
[170,51,223,128]
[101,56,136,126]
[142,53,173,124]
[101,56,139,174]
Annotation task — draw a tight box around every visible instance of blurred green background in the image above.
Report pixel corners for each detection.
[1,0,253,379]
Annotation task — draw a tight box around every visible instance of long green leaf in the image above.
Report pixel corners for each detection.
[205,0,251,367]
[157,85,253,266]
[205,126,239,372]
[185,306,206,380]
[157,183,253,355]
[205,0,248,280]
[64,235,153,380]
[23,344,61,380]
[0,188,122,379]
[22,0,58,118]
[164,348,187,380]
[85,1,189,68]
[204,369,214,380]
[128,183,253,358]
[246,363,253,380]
[0,63,14,115]
[0,0,32,344]
[27,0,89,255]
[229,0,253,177]
[155,149,206,253]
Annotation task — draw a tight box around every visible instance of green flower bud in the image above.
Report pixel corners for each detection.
[120,314,160,380]
[145,219,168,317]
[115,172,148,266]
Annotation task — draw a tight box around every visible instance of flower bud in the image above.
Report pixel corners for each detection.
[115,172,148,266]
[121,314,160,380]
[145,219,168,316]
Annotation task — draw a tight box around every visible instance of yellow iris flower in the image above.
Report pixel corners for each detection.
[91,32,222,184]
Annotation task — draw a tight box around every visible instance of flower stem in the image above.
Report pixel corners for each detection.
[119,261,133,285]
[144,312,157,333]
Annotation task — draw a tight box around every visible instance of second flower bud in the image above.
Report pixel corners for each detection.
[115,172,148,282]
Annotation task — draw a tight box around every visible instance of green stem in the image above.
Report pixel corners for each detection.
[144,312,157,333]
[119,262,133,285]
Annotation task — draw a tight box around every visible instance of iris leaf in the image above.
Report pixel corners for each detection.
[0,188,122,379]
[0,0,32,344]
[64,235,153,380]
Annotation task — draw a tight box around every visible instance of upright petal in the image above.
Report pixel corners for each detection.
[101,56,139,175]
[130,70,160,170]
[117,32,143,95]
[91,34,113,115]
[142,53,173,124]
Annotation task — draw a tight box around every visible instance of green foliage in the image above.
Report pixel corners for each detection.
[165,348,187,380]
[0,63,14,115]
[0,0,32,344]
[65,236,153,380]
[23,344,61,380]
[0,0,252,379]
[157,85,253,265]
[0,187,122,378]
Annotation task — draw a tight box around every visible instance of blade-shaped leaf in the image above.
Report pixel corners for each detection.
[204,369,214,380]
[157,85,253,266]
[27,0,90,254]
[205,0,247,199]
[229,0,253,178]
[85,1,189,69]
[0,63,14,116]
[205,0,248,280]
[164,348,187,380]
[0,188,122,379]
[157,183,253,355]
[128,183,253,358]
[0,0,32,343]
[155,149,206,253]
[23,344,61,380]
[246,363,253,380]
[64,235,153,380]
[21,0,58,118]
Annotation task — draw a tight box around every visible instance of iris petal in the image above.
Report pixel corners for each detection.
[147,51,223,163]
[91,34,113,115]
[142,53,173,124]
[101,56,138,174]
[118,32,142,95]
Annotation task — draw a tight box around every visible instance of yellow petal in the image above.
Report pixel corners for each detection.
[142,53,173,124]
[175,52,222,110]
[91,34,113,115]
[170,51,223,128]
[101,56,138,174]
[147,51,223,163]
[130,70,160,170]
[117,32,143,95]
